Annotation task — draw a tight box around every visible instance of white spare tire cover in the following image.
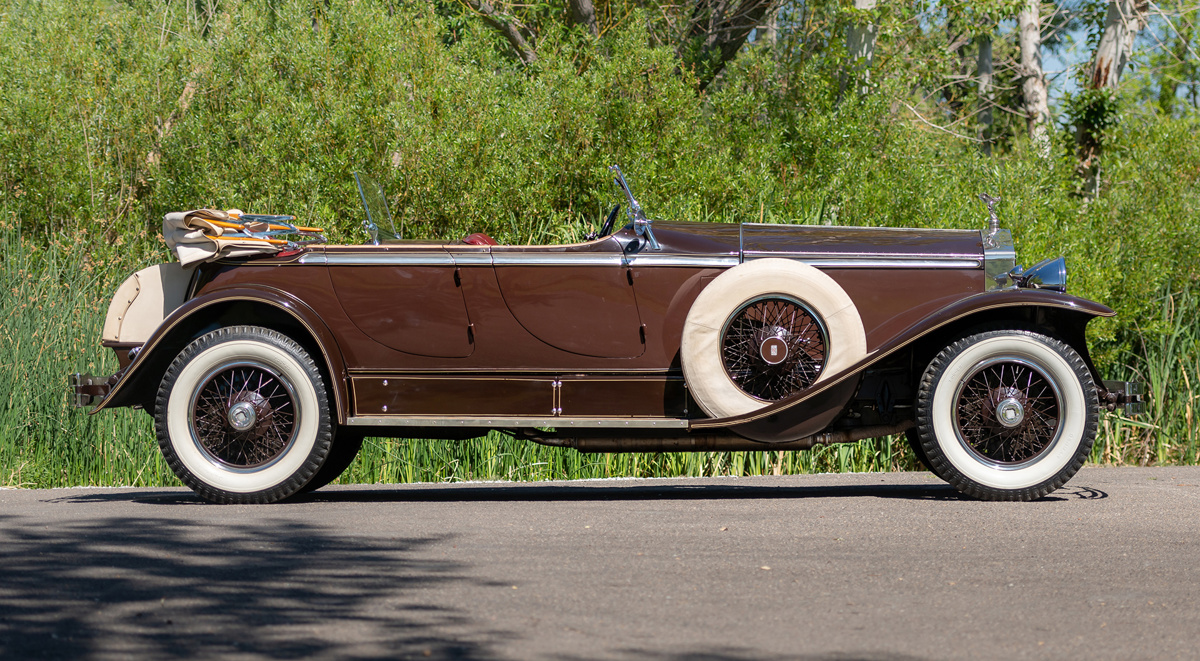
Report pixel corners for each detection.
[680,258,867,418]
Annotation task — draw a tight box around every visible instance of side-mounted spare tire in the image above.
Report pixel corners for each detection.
[680,258,868,419]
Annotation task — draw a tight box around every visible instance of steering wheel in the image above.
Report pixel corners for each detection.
[598,204,620,238]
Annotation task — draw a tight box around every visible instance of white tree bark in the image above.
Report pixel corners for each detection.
[1018,0,1051,155]
[846,0,878,66]
[1077,0,1148,194]
[977,34,994,155]
[840,0,877,99]
[1087,0,1149,89]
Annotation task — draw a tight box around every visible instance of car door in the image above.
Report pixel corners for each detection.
[327,246,475,358]
[490,238,645,359]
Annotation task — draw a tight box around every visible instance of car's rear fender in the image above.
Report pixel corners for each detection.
[90,286,348,423]
[691,289,1115,443]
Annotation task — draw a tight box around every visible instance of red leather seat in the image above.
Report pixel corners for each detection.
[462,232,499,246]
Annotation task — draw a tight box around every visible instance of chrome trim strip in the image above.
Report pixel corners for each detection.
[741,223,976,233]
[744,254,981,269]
[302,252,971,268]
[744,250,980,260]
[347,368,680,376]
[448,253,494,266]
[982,229,1016,290]
[346,416,690,428]
[321,253,456,266]
[491,254,626,267]
[625,254,739,267]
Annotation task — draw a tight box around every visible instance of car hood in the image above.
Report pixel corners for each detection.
[649,221,983,261]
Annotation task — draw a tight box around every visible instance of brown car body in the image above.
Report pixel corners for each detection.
[72,191,1142,502]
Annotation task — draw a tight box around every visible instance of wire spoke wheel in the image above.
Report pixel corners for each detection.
[156,325,332,504]
[720,296,828,402]
[190,362,298,469]
[916,329,1097,501]
[953,358,1062,468]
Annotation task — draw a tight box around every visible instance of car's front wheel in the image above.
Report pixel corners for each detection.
[915,329,1097,501]
[155,326,333,503]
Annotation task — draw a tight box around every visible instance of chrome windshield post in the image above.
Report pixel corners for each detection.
[610,165,661,251]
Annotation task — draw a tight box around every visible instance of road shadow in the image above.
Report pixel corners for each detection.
[0,514,512,660]
[561,650,930,661]
[51,480,1107,506]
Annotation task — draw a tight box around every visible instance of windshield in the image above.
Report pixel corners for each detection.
[353,173,400,244]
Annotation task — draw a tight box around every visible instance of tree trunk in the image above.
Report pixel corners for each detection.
[761,6,778,47]
[568,0,599,38]
[1077,0,1147,193]
[840,0,878,100]
[1087,0,1148,90]
[1018,0,1051,154]
[684,0,779,90]
[465,0,537,64]
[977,34,994,156]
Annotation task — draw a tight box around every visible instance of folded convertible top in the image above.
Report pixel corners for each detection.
[163,209,325,266]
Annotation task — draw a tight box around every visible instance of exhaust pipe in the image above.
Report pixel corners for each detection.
[530,421,914,453]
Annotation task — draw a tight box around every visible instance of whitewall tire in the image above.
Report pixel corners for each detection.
[154,326,333,504]
[915,329,1097,501]
[680,259,867,418]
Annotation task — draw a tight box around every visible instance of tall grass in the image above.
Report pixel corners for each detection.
[1,228,1193,489]
[0,228,175,488]
[1092,287,1200,467]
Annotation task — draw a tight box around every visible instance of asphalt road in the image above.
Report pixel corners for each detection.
[2,466,1199,660]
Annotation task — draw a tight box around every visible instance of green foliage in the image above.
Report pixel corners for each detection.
[1,0,1198,487]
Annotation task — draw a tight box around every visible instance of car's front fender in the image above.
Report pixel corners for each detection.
[690,289,1116,443]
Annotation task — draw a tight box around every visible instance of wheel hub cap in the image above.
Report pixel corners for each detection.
[227,401,257,431]
[995,396,1025,428]
[191,363,297,469]
[720,296,827,402]
[759,334,789,365]
[953,358,1062,467]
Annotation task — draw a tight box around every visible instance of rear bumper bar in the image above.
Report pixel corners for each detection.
[1101,380,1144,416]
[70,373,116,408]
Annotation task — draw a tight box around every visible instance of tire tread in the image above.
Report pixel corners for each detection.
[915,329,1097,501]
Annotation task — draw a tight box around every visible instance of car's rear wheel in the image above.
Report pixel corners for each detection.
[155,326,333,504]
[915,329,1097,501]
[680,259,867,418]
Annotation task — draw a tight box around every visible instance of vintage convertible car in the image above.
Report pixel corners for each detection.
[72,168,1141,503]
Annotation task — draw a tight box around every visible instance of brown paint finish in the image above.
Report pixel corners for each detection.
[101,341,142,370]
[558,376,687,417]
[330,262,474,358]
[640,221,741,255]
[493,265,644,358]
[741,224,982,258]
[825,268,985,352]
[488,237,646,359]
[353,376,553,416]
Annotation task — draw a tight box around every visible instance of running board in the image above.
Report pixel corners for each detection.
[345,416,691,429]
